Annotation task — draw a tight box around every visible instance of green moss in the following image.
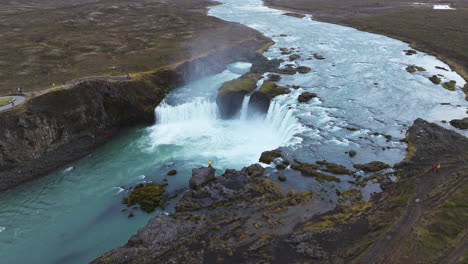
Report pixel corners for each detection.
[323,162,352,175]
[353,161,390,172]
[429,75,441,84]
[417,184,467,252]
[258,81,290,98]
[405,65,426,73]
[218,74,261,96]
[291,160,340,182]
[338,188,363,203]
[122,182,167,213]
[442,80,456,91]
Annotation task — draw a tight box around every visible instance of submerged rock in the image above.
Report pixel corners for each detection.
[297,66,311,73]
[348,150,357,157]
[291,160,341,182]
[353,161,390,172]
[289,54,301,61]
[167,170,177,176]
[449,117,468,129]
[313,53,325,60]
[189,166,216,190]
[249,81,290,113]
[298,92,317,103]
[122,182,168,213]
[216,73,262,119]
[267,73,282,82]
[283,12,306,18]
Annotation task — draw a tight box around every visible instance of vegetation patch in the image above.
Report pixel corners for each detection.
[416,183,467,253]
[218,74,261,96]
[122,182,167,213]
[405,65,426,73]
[441,80,456,91]
[353,161,390,172]
[0,97,13,105]
[429,75,441,84]
[449,118,468,130]
[291,161,340,182]
[258,81,290,98]
[322,162,353,175]
[259,149,283,164]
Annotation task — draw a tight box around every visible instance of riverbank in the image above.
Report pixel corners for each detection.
[0,0,269,94]
[92,119,468,263]
[0,16,272,191]
[262,0,468,82]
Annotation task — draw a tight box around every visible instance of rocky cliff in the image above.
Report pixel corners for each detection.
[0,37,272,191]
[92,119,468,263]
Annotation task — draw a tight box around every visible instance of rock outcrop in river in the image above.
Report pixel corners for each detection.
[92,119,468,263]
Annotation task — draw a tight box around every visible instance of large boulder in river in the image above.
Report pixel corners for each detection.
[248,81,290,113]
[450,117,468,129]
[249,53,282,74]
[189,166,216,190]
[298,92,317,103]
[216,73,261,119]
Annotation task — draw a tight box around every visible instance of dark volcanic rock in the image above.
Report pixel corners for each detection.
[122,182,168,213]
[216,73,262,119]
[449,117,468,129]
[0,37,271,191]
[353,161,390,172]
[283,12,306,18]
[349,150,357,157]
[289,54,301,61]
[298,92,317,103]
[297,66,311,73]
[189,166,216,190]
[249,53,282,74]
[94,119,468,264]
[167,169,177,176]
[259,149,283,164]
[267,73,282,82]
[249,81,290,113]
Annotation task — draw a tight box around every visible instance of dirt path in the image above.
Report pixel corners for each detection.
[360,165,467,263]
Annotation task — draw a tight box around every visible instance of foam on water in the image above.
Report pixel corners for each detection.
[209,0,468,165]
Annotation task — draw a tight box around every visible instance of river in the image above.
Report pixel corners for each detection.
[0,0,467,263]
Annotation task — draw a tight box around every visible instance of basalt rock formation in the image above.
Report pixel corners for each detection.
[93,119,468,263]
[0,36,271,191]
[216,73,262,119]
[249,81,290,113]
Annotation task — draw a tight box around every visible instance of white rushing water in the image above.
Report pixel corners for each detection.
[209,0,468,166]
[149,62,304,168]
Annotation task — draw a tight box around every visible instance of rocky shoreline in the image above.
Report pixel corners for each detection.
[92,119,468,263]
[0,33,272,191]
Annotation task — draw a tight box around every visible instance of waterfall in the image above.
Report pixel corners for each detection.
[239,95,251,121]
[155,97,219,125]
[264,100,305,144]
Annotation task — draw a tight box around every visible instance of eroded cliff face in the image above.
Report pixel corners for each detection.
[92,119,468,264]
[0,37,272,191]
